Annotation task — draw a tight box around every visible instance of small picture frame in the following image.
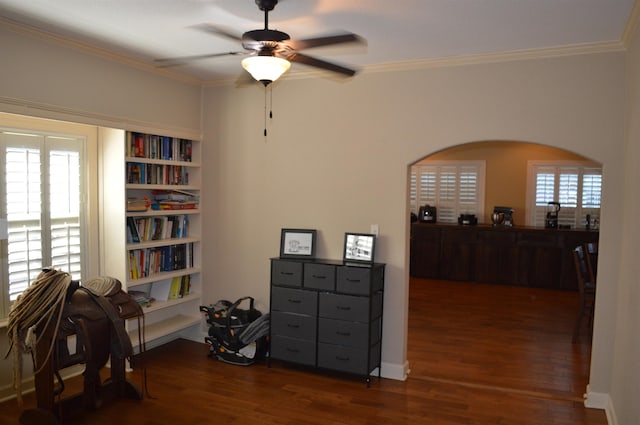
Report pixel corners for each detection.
[280,228,317,259]
[343,232,376,264]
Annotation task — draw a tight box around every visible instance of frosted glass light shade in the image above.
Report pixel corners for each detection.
[241,55,291,84]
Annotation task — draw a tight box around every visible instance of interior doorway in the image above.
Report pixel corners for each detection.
[407,140,601,398]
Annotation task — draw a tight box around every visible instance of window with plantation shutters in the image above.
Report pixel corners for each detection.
[1,129,85,318]
[410,161,485,223]
[527,161,602,228]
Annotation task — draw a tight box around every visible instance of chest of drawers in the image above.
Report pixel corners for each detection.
[269,258,385,383]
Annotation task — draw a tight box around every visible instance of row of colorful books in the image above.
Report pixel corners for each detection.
[127,162,191,186]
[127,132,193,162]
[128,243,194,280]
[127,215,189,243]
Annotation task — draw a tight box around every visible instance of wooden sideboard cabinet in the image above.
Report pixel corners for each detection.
[269,258,385,383]
[410,223,598,290]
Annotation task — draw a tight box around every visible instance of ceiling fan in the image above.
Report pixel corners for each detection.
[154,0,364,85]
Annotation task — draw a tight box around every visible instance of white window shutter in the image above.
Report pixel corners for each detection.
[2,132,84,308]
[528,162,602,228]
[410,161,485,224]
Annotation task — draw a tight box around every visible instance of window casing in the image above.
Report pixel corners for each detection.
[1,129,86,318]
[410,160,486,223]
[527,161,602,228]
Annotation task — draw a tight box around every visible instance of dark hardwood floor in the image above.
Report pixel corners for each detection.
[0,278,607,425]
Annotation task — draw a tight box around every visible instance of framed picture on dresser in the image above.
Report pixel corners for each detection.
[280,228,317,259]
[343,232,376,264]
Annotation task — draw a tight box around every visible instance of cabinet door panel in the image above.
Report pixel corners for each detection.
[410,224,441,278]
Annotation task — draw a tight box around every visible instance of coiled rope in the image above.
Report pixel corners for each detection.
[5,268,72,404]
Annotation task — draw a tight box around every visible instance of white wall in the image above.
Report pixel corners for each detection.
[608,17,640,425]
[201,51,626,384]
[0,21,202,139]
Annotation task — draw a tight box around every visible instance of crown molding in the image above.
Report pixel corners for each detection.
[1,16,202,86]
[361,41,626,76]
[622,0,640,48]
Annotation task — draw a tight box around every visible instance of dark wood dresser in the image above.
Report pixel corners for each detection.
[410,223,599,290]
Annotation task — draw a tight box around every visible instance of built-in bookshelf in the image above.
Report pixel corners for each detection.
[99,128,202,352]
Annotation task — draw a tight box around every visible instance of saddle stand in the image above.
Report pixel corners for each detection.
[19,279,144,425]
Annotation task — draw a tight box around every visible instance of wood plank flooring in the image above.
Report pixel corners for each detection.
[0,278,607,425]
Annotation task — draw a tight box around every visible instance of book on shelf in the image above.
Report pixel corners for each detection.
[128,290,155,307]
[127,217,141,243]
[149,278,172,302]
[158,201,198,210]
[167,275,191,300]
[152,189,198,201]
[127,197,150,212]
[168,276,182,300]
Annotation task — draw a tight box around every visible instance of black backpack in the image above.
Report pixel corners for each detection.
[200,297,269,365]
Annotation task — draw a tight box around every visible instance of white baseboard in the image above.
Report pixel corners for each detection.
[380,360,409,381]
[585,386,617,425]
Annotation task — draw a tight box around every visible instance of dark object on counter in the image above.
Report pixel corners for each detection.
[492,206,514,227]
[418,205,437,223]
[458,214,477,225]
[545,202,561,229]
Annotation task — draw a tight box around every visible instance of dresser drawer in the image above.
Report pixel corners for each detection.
[271,286,318,315]
[271,259,303,287]
[318,317,381,348]
[318,292,382,322]
[304,263,336,291]
[271,311,317,341]
[317,342,380,375]
[271,335,316,366]
[336,265,384,295]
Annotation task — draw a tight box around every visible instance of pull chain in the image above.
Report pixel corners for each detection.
[263,85,274,139]
[264,86,268,137]
[270,84,273,120]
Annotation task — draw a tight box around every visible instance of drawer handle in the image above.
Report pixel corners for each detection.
[336,331,351,336]
[287,323,300,329]
[336,306,351,311]
[335,356,350,362]
[281,271,294,276]
[286,347,300,353]
[347,278,361,283]
[312,274,326,279]
[287,298,302,304]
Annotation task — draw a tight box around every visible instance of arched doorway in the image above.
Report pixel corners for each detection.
[407,140,601,398]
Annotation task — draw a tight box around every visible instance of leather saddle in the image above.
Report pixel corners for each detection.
[56,276,142,371]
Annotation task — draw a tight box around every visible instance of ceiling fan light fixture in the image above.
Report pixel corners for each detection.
[241,55,291,85]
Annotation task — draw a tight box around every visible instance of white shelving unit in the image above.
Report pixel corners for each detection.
[99,128,203,352]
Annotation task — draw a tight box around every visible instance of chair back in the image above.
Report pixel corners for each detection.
[573,245,595,295]
[585,242,598,277]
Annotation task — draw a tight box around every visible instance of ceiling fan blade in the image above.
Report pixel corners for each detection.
[154,51,245,68]
[285,33,364,51]
[286,52,357,76]
[190,23,242,43]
